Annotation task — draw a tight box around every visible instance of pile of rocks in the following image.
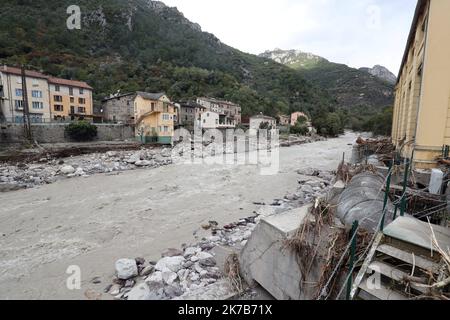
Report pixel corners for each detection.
[0,147,173,191]
[108,247,222,300]
[105,168,336,300]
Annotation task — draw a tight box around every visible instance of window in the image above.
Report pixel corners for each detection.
[32,102,43,109]
[79,88,84,95]
[32,90,42,98]
[78,98,86,104]
[54,95,62,102]
[78,107,86,114]
[32,79,39,87]
[15,89,23,97]
[55,85,60,92]
[69,87,74,96]
[162,114,170,121]
[15,100,23,109]
[54,105,64,112]
[164,126,169,132]
[70,97,74,103]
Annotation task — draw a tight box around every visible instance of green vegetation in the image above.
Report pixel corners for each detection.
[65,121,98,141]
[0,0,334,120]
[290,116,309,135]
[260,50,395,135]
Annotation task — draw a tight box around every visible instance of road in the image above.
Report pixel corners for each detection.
[0,132,357,299]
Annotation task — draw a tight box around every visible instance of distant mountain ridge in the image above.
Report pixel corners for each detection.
[0,0,335,118]
[260,49,395,111]
[359,65,397,85]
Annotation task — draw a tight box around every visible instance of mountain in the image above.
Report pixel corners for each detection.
[260,49,395,112]
[359,65,397,85]
[0,0,335,118]
[260,49,328,69]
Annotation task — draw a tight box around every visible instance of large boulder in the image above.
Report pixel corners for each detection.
[115,259,138,280]
[60,165,75,174]
[155,256,185,273]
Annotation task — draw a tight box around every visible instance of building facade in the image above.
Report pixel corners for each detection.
[391,0,450,169]
[101,93,136,124]
[278,115,291,126]
[0,65,93,123]
[250,114,277,130]
[290,112,309,126]
[178,101,206,130]
[0,66,51,123]
[196,97,241,127]
[200,111,220,129]
[134,92,176,144]
[48,78,93,122]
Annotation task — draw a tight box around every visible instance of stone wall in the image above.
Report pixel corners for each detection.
[0,123,134,144]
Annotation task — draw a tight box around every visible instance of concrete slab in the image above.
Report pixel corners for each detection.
[239,205,334,300]
[384,216,450,251]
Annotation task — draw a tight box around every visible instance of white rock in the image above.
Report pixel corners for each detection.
[190,273,200,281]
[196,251,213,261]
[190,256,199,262]
[208,236,221,242]
[301,184,314,193]
[109,284,122,296]
[184,247,199,257]
[60,165,75,175]
[243,231,252,240]
[155,256,185,273]
[75,168,85,176]
[115,258,138,280]
[126,283,151,300]
[146,271,163,284]
[162,268,178,285]
[135,160,151,167]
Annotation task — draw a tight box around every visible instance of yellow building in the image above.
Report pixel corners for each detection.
[0,65,93,123]
[134,92,176,144]
[392,0,450,169]
[48,78,93,121]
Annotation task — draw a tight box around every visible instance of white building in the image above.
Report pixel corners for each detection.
[250,114,277,130]
[201,111,220,129]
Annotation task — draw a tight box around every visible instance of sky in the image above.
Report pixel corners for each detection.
[162,0,418,74]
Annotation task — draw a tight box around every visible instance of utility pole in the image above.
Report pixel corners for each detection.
[21,65,33,141]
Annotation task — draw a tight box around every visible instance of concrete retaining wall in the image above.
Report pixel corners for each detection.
[0,123,134,144]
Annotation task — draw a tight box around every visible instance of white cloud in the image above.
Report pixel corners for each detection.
[162,0,417,74]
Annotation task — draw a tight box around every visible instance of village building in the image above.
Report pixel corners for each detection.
[391,0,450,169]
[196,97,241,127]
[101,93,136,124]
[177,101,206,130]
[200,111,220,130]
[249,114,277,130]
[133,92,176,144]
[278,114,291,126]
[290,112,309,126]
[48,77,94,122]
[0,65,93,123]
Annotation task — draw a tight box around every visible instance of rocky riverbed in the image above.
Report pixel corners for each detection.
[106,168,335,300]
[0,132,356,300]
[0,147,173,192]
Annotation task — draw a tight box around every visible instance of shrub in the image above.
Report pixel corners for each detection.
[65,121,98,141]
